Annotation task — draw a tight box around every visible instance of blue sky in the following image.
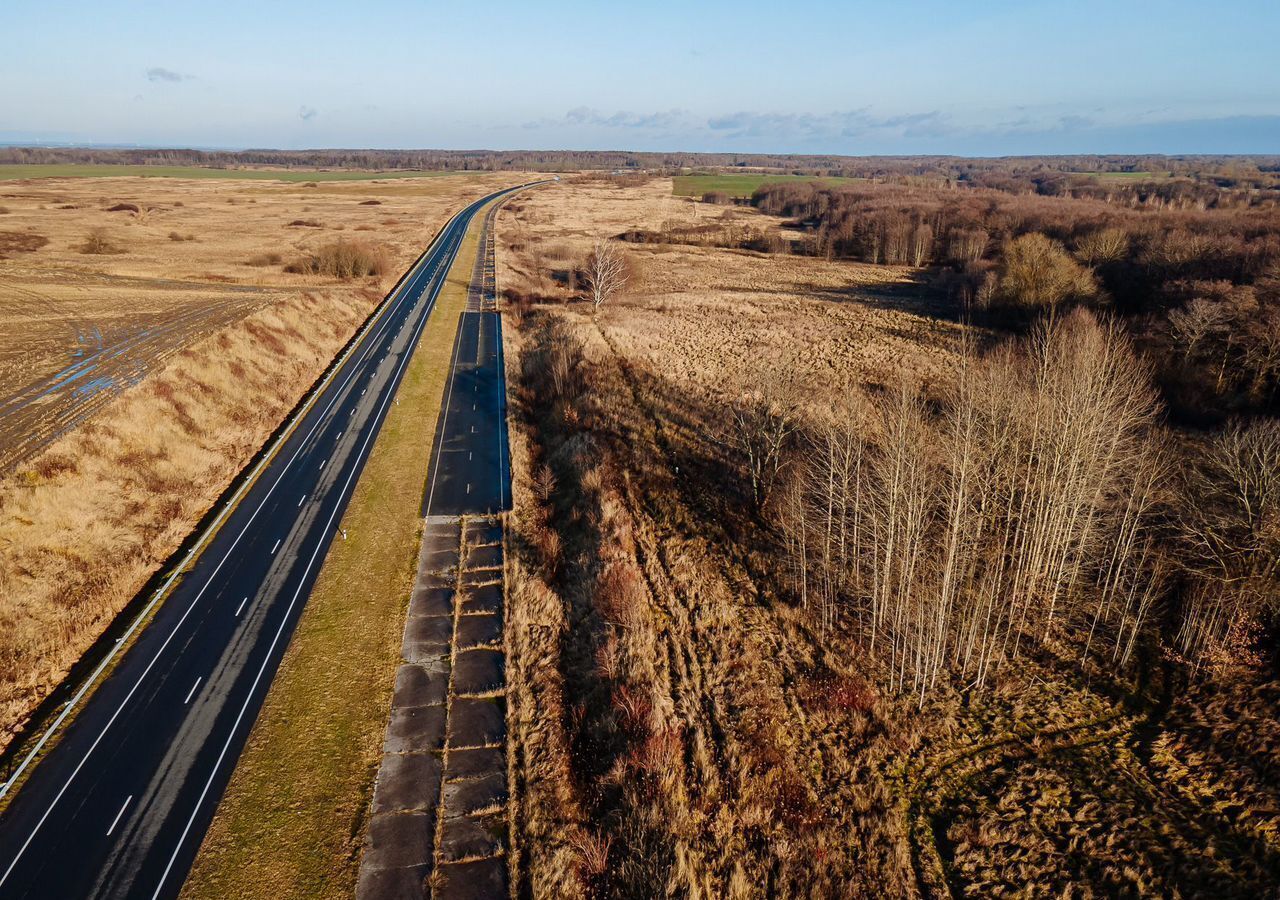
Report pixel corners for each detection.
[3,0,1278,155]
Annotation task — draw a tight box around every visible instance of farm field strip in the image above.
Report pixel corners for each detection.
[0,165,454,182]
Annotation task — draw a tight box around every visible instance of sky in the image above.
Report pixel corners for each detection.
[3,0,1278,156]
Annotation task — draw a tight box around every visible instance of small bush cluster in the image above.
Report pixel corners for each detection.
[285,240,388,279]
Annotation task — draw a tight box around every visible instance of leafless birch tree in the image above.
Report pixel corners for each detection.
[583,239,630,312]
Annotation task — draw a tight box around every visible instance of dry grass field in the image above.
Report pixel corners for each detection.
[496,177,1280,897]
[0,172,526,756]
[0,172,519,471]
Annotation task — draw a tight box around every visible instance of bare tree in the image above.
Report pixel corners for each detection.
[1168,298,1229,361]
[1177,418,1280,669]
[721,373,801,514]
[582,239,630,312]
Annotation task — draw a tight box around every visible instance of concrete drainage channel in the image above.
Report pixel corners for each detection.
[358,515,508,898]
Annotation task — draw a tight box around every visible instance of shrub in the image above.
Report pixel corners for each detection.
[285,240,388,279]
[168,231,196,242]
[358,199,382,205]
[287,219,323,228]
[995,233,1097,310]
[80,227,122,255]
[106,202,139,213]
[246,251,283,267]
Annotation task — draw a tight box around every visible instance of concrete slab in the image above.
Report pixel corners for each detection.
[420,547,459,574]
[464,521,503,546]
[455,614,502,649]
[442,771,507,817]
[361,810,435,870]
[393,664,448,709]
[355,862,429,900]
[452,649,505,696]
[464,544,502,570]
[460,584,502,615]
[402,644,450,671]
[434,857,507,900]
[384,704,447,754]
[404,615,453,647]
[444,746,505,781]
[448,697,506,749]
[410,586,453,618]
[439,812,505,862]
[372,752,443,815]
[460,570,502,588]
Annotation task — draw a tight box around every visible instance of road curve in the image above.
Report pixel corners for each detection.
[0,183,533,900]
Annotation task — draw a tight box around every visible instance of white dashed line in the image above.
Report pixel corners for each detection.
[106,795,132,836]
[183,678,202,705]
[271,539,281,555]
[234,597,247,617]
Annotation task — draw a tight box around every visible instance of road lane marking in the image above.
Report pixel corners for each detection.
[183,678,202,705]
[320,458,327,470]
[235,597,247,617]
[106,795,132,836]
[297,494,306,507]
[271,539,282,555]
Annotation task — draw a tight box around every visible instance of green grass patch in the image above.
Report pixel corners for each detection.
[180,206,491,900]
[0,164,451,183]
[672,173,861,198]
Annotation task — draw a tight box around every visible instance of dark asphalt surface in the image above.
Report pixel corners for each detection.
[422,199,511,519]
[0,184,529,900]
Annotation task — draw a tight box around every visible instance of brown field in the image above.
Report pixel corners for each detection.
[496,177,1280,897]
[0,172,519,471]
[0,172,528,756]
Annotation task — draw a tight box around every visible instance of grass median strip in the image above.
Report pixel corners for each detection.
[180,206,492,900]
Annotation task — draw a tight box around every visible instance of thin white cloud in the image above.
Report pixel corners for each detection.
[146,67,192,83]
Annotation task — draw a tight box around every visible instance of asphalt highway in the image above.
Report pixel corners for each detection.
[0,183,529,900]
[422,229,511,520]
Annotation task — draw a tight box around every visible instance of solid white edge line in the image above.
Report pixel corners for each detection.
[0,198,480,888]
[106,795,133,837]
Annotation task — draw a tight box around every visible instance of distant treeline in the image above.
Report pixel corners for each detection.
[3,146,1279,182]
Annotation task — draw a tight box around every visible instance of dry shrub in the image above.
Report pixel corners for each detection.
[286,219,323,228]
[245,251,283,267]
[168,231,195,242]
[106,202,139,213]
[0,230,49,258]
[80,227,122,255]
[358,199,382,206]
[994,232,1098,309]
[285,240,389,279]
[569,828,612,877]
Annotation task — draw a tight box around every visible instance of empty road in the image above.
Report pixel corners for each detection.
[0,183,530,900]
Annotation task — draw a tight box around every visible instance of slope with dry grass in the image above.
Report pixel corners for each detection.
[0,288,376,753]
